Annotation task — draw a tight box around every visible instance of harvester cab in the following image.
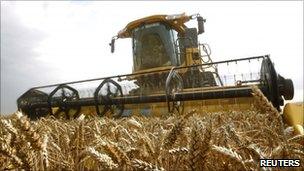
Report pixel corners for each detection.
[17,13,303,135]
[111,13,206,71]
[111,13,219,93]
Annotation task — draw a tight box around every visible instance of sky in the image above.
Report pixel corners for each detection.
[1,1,303,114]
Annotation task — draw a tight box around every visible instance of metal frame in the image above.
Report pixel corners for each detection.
[28,55,267,90]
[18,55,270,117]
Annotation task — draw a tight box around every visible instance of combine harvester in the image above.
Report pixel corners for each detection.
[17,13,303,134]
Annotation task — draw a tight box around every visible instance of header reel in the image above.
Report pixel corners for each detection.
[17,55,294,119]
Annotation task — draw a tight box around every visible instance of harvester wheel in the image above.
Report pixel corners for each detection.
[94,78,124,118]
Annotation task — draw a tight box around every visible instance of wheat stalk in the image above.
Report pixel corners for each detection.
[41,134,49,170]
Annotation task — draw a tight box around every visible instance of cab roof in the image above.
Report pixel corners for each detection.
[117,13,191,38]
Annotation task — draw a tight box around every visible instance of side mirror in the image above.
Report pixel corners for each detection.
[197,16,206,34]
[110,38,115,53]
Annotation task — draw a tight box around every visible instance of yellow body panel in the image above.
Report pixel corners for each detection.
[283,102,304,135]
[54,97,254,118]
[185,48,202,66]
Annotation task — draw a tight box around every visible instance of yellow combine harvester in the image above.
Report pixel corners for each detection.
[17,13,303,134]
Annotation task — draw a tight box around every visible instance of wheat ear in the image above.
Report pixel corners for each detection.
[169,147,189,155]
[163,110,196,150]
[132,159,164,171]
[251,86,280,116]
[126,117,142,129]
[1,119,18,135]
[0,143,23,168]
[102,141,131,167]
[226,124,243,147]
[211,145,246,170]
[189,121,212,171]
[287,134,304,144]
[85,147,118,169]
[15,112,43,150]
[251,86,286,139]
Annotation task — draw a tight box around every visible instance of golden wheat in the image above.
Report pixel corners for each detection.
[83,146,118,169]
[0,99,303,170]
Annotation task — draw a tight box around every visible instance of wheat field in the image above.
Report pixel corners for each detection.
[0,87,303,170]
